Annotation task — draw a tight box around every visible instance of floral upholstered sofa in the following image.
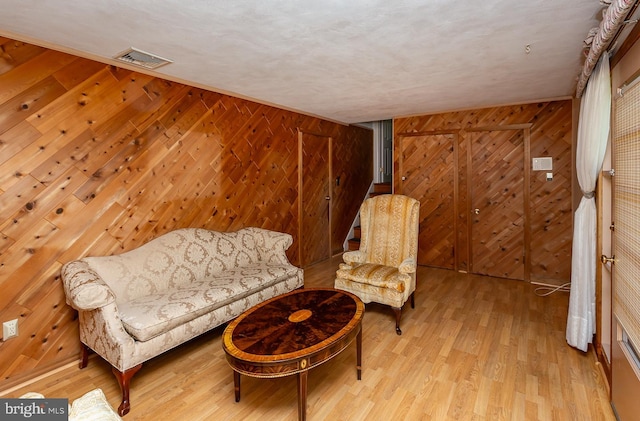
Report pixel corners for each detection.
[61,227,303,416]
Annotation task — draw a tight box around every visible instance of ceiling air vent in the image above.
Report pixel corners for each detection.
[114,47,173,69]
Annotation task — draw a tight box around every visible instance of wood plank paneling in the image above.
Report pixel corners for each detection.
[0,39,47,75]
[0,75,67,135]
[528,102,573,282]
[299,132,331,266]
[395,101,573,284]
[457,134,470,271]
[0,38,373,388]
[398,134,456,269]
[0,49,77,105]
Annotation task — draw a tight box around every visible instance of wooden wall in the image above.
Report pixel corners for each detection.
[394,101,573,284]
[0,38,372,388]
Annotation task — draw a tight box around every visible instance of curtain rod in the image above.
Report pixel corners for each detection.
[576,0,637,98]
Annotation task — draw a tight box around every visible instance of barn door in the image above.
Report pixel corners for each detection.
[299,131,331,267]
[469,129,526,280]
[399,134,456,269]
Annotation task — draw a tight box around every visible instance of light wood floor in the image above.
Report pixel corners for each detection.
[2,258,614,420]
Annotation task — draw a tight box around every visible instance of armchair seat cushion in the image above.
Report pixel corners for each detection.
[335,274,406,309]
[336,263,409,293]
[119,264,299,341]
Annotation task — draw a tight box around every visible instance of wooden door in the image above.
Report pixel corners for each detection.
[299,131,331,267]
[469,130,526,280]
[399,134,456,269]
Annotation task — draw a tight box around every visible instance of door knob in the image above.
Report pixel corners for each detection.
[325,196,330,200]
[601,255,617,264]
[472,208,480,215]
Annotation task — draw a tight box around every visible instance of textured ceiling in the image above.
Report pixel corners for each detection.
[0,1,605,123]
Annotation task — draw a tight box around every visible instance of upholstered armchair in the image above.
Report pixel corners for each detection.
[335,194,420,335]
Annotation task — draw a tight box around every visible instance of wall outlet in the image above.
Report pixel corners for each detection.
[3,319,18,341]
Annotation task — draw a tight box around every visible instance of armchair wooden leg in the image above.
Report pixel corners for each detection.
[393,307,402,335]
[79,343,90,369]
[112,364,142,416]
[410,292,415,309]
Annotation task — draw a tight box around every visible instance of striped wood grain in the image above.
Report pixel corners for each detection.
[394,101,573,284]
[299,131,331,266]
[1,259,615,421]
[399,134,456,269]
[0,38,373,388]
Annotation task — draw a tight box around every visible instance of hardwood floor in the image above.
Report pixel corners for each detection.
[1,257,614,420]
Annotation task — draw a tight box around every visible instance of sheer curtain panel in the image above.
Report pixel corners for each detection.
[567,53,611,352]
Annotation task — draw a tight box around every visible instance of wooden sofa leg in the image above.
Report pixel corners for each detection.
[79,343,90,369]
[112,364,142,416]
[410,292,415,309]
[393,307,402,335]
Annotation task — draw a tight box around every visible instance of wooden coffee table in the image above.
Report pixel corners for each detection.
[222,288,364,421]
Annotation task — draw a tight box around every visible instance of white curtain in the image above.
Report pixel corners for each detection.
[566,53,611,352]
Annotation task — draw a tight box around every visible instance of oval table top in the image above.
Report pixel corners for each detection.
[222,288,364,378]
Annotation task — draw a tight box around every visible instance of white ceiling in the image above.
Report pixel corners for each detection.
[0,1,605,124]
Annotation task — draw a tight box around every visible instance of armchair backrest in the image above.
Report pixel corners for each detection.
[359,194,420,267]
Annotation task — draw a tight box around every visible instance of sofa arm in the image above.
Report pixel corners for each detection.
[247,227,294,264]
[61,260,116,311]
[78,303,137,371]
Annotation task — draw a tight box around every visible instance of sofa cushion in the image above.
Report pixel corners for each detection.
[118,264,298,341]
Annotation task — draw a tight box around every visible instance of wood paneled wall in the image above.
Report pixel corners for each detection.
[0,38,372,388]
[394,101,573,284]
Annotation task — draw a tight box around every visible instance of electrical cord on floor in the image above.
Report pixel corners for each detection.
[534,282,571,296]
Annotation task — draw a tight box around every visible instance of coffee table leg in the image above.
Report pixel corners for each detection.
[357,326,362,380]
[297,371,308,421]
[234,371,241,402]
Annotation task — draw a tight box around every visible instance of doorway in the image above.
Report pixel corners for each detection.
[298,130,332,267]
[382,120,393,183]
